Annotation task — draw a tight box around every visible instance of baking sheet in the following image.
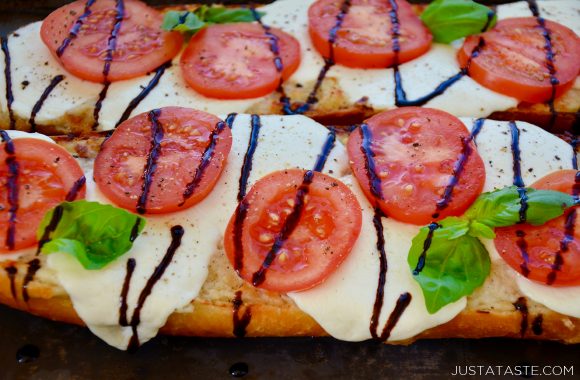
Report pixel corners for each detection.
[1,1,579,379]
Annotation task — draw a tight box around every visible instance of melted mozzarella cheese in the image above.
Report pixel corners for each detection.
[290,118,580,341]
[2,0,577,131]
[45,114,348,349]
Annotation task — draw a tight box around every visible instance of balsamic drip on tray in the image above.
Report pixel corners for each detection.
[16,344,40,364]
[28,75,64,132]
[92,0,125,130]
[136,108,164,215]
[229,362,249,378]
[232,290,252,338]
[1,37,15,130]
[532,314,543,335]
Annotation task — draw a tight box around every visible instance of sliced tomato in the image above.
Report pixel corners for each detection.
[0,138,85,252]
[41,0,183,83]
[94,107,231,214]
[347,107,485,225]
[180,23,301,99]
[458,18,580,103]
[495,170,580,287]
[308,0,432,68]
[224,169,362,292]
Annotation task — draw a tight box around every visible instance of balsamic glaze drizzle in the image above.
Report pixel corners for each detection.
[376,292,412,341]
[251,170,315,287]
[1,37,15,130]
[232,290,252,338]
[22,258,40,302]
[115,61,171,127]
[128,225,184,349]
[36,205,64,255]
[369,207,388,339]
[359,124,383,200]
[56,0,97,57]
[29,75,65,131]
[92,0,125,130]
[547,171,580,284]
[136,109,163,215]
[5,266,17,300]
[66,175,86,202]
[313,128,336,172]
[531,314,543,336]
[225,113,237,129]
[251,1,351,115]
[526,0,559,129]
[129,218,141,243]
[513,296,529,338]
[509,121,528,223]
[412,223,440,275]
[119,258,136,326]
[481,10,496,33]
[516,230,531,277]
[180,121,226,206]
[0,130,19,251]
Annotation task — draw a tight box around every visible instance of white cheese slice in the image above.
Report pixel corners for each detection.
[45,114,348,349]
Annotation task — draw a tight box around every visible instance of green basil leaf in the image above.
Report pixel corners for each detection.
[408,222,490,314]
[468,220,496,239]
[420,0,496,44]
[38,201,145,270]
[465,186,575,228]
[162,7,263,35]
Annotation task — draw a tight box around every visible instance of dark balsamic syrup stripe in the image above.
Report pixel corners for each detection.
[22,258,40,302]
[128,225,184,350]
[547,171,580,284]
[526,0,559,129]
[119,258,136,326]
[513,296,529,338]
[412,223,440,275]
[93,0,125,131]
[246,127,337,285]
[516,229,531,277]
[509,121,528,222]
[232,290,252,338]
[532,314,543,335]
[369,207,388,339]
[375,292,412,341]
[129,218,141,243]
[66,175,86,202]
[1,37,15,130]
[232,115,261,273]
[481,10,496,33]
[29,75,65,132]
[56,0,97,57]
[433,118,486,217]
[5,266,17,300]
[251,170,316,287]
[180,121,227,206]
[0,130,18,250]
[225,113,237,129]
[359,124,383,200]
[251,1,351,115]
[115,61,171,128]
[136,109,164,215]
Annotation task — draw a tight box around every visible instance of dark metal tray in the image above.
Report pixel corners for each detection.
[1,1,579,379]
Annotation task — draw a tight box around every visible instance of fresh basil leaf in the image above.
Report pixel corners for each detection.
[408,224,490,314]
[468,220,495,239]
[420,0,497,44]
[162,7,263,35]
[38,201,145,270]
[465,186,575,228]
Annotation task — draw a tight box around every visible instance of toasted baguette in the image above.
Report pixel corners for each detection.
[0,4,578,135]
[0,136,579,345]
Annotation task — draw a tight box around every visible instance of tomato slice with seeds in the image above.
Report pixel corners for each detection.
[495,170,580,287]
[224,169,362,292]
[308,0,432,68]
[94,107,231,214]
[0,138,85,252]
[458,18,580,103]
[41,0,183,83]
[180,23,301,99]
[347,107,485,225]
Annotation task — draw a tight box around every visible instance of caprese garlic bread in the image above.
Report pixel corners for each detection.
[0,0,578,134]
[0,106,579,350]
